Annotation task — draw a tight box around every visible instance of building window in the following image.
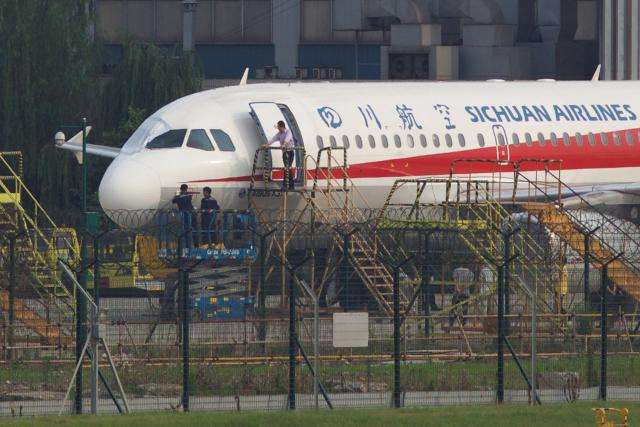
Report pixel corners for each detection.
[342,135,350,149]
[563,132,571,146]
[186,129,214,151]
[432,134,440,148]
[537,132,546,147]
[381,135,389,148]
[445,134,453,147]
[407,134,415,148]
[550,132,558,147]
[477,133,485,147]
[420,134,427,148]
[368,135,376,148]
[355,135,363,149]
[394,135,402,148]
[316,135,323,149]
[210,129,236,151]
[525,133,533,146]
[512,133,520,146]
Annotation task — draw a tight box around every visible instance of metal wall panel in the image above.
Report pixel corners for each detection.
[244,0,271,42]
[196,44,275,78]
[127,0,155,40]
[298,44,381,79]
[302,0,332,41]
[157,0,181,42]
[195,0,214,42]
[97,0,126,41]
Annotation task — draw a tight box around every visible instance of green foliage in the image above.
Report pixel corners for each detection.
[0,4,202,223]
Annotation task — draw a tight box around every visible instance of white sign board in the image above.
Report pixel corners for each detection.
[332,312,369,348]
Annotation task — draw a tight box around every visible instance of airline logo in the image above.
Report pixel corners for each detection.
[465,104,638,124]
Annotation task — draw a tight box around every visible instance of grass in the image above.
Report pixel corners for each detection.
[0,402,637,426]
[2,354,639,397]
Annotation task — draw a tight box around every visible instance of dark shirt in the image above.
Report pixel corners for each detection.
[172,193,194,211]
[200,196,220,212]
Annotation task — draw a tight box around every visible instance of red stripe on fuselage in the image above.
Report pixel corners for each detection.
[187,128,640,184]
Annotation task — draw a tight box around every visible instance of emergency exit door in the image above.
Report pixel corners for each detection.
[249,102,305,186]
[492,124,510,165]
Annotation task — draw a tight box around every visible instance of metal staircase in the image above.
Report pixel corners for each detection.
[248,146,410,315]
[0,152,78,342]
[516,169,640,304]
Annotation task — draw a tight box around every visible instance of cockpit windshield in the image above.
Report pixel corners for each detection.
[146,129,187,149]
[121,116,171,154]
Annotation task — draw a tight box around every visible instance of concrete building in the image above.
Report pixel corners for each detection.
[95,0,638,81]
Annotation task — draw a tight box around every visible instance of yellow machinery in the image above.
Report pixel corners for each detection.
[0,152,80,343]
[593,408,630,427]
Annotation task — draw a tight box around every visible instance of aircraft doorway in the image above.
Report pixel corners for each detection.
[249,102,306,188]
[492,124,510,165]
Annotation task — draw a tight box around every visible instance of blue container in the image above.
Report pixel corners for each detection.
[192,295,254,320]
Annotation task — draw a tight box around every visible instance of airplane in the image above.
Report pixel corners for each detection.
[55,68,640,228]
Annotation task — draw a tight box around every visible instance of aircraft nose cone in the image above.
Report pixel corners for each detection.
[99,157,161,219]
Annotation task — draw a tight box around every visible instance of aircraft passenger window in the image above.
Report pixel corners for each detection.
[445,134,453,147]
[588,132,596,146]
[550,132,558,147]
[537,132,546,147]
[316,136,323,149]
[512,133,519,146]
[562,132,571,146]
[330,136,337,148]
[525,133,533,146]
[146,129,187,149]
[186,129,214,151]
[497,134,506,146]
[458,134,466,147]
[407,134,415,148]
[356,135,363,149]
[626,130,635,145]
[381,135,389,148]
[477,133,485,147]
[420,134,427,148]
[432,134,440,147]
[368,135,376,148]
[575,133,583,146]
[600,132,608,145]
[342,135,350,149]
[614,132,622,146]
[210,129,236,151]
[394,135,402,148]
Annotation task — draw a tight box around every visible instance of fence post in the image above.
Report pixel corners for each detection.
[259,233,267,353]
[7,234,16,362]
[496,263,505,404]
[342,232,351,310]
[393,265,401,408]
[421,232,430,339]
[600,263,608,401]
[75,235,88,414]
[91,234,102,415]
[181,266,190,412]
[584,233,591,312]
[288,263,296,410]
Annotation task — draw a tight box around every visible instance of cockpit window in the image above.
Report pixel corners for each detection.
[146,129,187,149]
[210,129,236,152]
[186,129,214,151]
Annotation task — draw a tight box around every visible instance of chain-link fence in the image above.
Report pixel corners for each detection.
[1,201,640,416]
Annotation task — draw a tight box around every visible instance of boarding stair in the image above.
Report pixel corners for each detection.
[516,169,640,303]
[0,152,78,343]
[248,146,410,315]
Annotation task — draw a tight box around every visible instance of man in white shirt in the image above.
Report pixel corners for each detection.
[263,120,295,190]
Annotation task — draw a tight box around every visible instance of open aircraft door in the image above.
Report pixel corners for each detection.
[249,102,306,187]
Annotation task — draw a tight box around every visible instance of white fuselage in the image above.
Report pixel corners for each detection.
[98,81,640,226]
